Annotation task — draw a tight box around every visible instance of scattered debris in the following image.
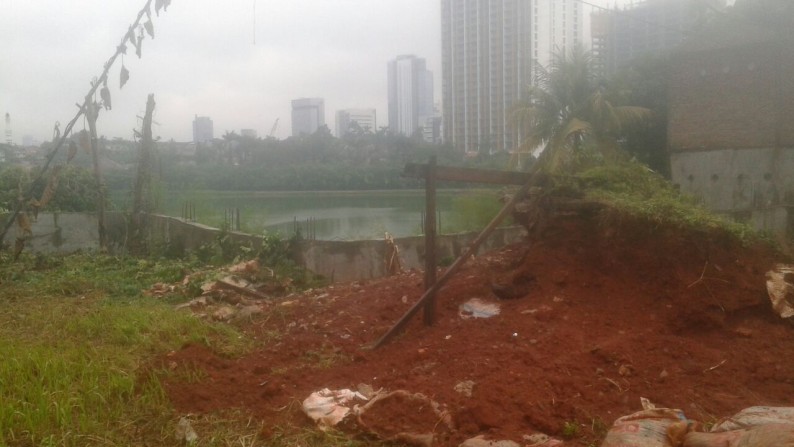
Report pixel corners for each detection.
[458,298,501,319]
[523,433,563,446]
[459,436,520,447]
[766,264,794,318]
[302,388,368,430]
[212,307,236,322]
[454,380,475,398]
[145,282,176,297]
[229,259,261,274]
[174,297,208,311]
[703,359,727,373]
[175,417,198,444]
[233,305,263,321]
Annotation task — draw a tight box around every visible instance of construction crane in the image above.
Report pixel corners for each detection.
[268,118,279,138]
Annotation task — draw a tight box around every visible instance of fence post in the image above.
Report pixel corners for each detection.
[424,156,437,326]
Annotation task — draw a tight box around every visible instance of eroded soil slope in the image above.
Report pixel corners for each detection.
[161,213,793,446]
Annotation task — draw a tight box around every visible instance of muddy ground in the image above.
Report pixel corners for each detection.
[160,213,794,446]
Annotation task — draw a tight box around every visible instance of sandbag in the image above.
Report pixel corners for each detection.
[682,430,743,447]
[712,406,794,432]
[737,423,794,447]
[601,408,687,447]
[683,424,794,447]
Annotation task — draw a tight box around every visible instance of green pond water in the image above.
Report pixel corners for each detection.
[112,190,493,241]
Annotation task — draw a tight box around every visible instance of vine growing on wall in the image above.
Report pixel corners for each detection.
[1,0,174,258]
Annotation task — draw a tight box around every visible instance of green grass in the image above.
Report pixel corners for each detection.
[0,252,394,446]
[441,190,511,234]
[574,162,763,244]
[0,252,248,446]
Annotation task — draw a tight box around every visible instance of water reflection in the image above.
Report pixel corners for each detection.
[159,191,457,240]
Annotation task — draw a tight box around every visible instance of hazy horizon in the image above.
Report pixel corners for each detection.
[2,0,620,145]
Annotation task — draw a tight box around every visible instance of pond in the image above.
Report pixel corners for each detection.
[113,190,502,241]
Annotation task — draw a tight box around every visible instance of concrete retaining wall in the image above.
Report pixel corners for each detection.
[3,212,526,283]
[670,147,794,243]
[142,214,527,282]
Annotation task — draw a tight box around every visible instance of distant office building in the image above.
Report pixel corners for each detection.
[192,115,214,144]
[441,0,582,153]
[22,135,40,147]
[591,0,726,76]
[335,109,377,137]
[291,98,325,136]
[388,55,434,137]
[421,114,443,145]
[240,129,258,138]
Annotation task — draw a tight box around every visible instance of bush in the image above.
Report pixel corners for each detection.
[0,165,99,212]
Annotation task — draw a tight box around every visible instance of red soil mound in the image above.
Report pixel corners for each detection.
[160,212,792,446]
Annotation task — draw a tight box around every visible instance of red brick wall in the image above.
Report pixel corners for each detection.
[668,42,794,152]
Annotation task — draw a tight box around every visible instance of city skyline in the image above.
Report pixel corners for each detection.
[1,0,620,145]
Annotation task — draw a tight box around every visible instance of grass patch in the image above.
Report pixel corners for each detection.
[0,252,249,446]
[441,190,512,234]
[0,252,391,446]
[573,162,764,244]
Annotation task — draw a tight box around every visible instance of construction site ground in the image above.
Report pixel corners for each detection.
[159,214,794,446]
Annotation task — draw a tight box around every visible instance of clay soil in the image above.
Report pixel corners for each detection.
[160,213,794,446]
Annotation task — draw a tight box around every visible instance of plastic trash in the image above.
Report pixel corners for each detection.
[459,298,501,319]
[766,264,794,318]
[302,388,368,430]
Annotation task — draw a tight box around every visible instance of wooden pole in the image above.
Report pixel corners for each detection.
[86,97,107,252]
[371,175,538,349]
[423,156,438,326]
[133,97,155,217]
[131,94,155,254]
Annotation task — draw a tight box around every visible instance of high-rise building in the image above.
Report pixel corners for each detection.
[240,129,258,139]
[441,0,583,153]
[291,98,325,136]
[192,115,214,144]
[387,55,434,137]
[531,0,583,74]
[591,0,727,76]
[335,109,377,137]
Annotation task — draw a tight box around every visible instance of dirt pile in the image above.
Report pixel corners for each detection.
[159,210,792,446]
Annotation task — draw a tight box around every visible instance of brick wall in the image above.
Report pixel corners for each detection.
[668,41,794,151]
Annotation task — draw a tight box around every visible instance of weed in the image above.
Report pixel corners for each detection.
[302,343,351,369]
[562,420,581,439]
[591,417,609,439]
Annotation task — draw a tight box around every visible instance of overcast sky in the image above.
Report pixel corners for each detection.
[2,0,617,144]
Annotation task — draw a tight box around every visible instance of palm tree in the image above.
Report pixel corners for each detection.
[510,47,651,172]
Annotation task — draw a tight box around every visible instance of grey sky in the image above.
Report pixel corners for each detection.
[2,0,615,143]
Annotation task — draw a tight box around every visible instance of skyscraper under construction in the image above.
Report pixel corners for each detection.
[441,0,582,154]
